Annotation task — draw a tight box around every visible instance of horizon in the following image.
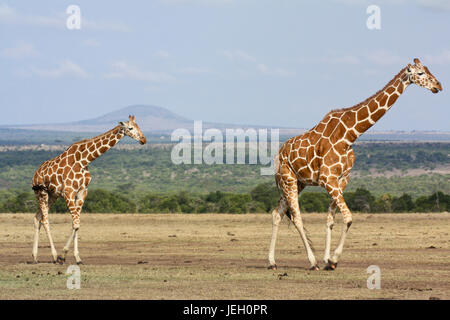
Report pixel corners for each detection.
[2,103,450,133]
[0,1,449,131]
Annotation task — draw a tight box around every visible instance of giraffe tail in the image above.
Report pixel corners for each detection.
[285,208,291,220]
[284,209,314,253]
[32,185,45,192]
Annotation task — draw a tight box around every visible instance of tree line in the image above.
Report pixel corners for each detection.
[0,183,448,214]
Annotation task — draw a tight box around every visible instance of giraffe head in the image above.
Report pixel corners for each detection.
[119,115,147,145]
[406,58,442,94]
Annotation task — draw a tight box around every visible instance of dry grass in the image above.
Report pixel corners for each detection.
[0,213,449,299]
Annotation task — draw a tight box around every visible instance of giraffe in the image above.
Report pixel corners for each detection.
[31,115,146,264]
[268,58,442,271]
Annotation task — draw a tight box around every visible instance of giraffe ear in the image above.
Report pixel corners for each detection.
[119,121,125,126]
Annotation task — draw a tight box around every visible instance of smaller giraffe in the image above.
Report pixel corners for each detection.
[31,115,146,264]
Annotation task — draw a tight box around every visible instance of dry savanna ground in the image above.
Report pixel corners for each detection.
[0,213,449,300]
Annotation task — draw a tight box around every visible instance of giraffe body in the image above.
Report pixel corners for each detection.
[269,58,442,270]
[31,115,146,264]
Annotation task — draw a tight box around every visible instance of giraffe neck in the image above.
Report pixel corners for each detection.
[77,126,124,166]
[342,67,411,144]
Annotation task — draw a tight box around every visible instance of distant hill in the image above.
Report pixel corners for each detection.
[3,104,297,134]
[76,105,190,125]
[4,105,192,133]
[2,105,450,142]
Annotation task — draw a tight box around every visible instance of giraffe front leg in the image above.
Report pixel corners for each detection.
[60,210,82,264]
[324,186,352,270]
[323,174,351,269]
[73,188,88,264]
[61,188,85,264]
[323,199,337,268]
[268,197,287,270]
[73,228,82,265]
[58,229,75,264]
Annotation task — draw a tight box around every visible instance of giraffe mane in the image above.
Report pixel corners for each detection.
[325,67,408,116]
[71,125,121,146]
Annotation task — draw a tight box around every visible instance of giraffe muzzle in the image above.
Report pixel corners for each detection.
[139,137,147,145]
[432,82,442,93]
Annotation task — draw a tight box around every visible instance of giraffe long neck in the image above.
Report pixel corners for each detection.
[76,126,124,166]
[341,67,410,144]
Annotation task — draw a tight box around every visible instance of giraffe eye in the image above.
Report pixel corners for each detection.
[418,72,424,76]
[129,127,134,130]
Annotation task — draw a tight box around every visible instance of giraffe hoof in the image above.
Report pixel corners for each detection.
[268,264,277,270]
[309,265,320,271]
[324,260,338,270]
[76,261,83,265]
[56,256,65,265]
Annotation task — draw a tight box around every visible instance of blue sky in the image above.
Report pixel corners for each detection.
[0,0,449,130]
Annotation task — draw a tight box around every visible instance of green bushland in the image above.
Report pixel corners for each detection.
[0,184,448,214]
[0,142,449,197]
[0,142,448,213]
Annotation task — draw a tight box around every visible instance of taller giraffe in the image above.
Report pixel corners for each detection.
[268,58,442,270]
[31,115,146,264]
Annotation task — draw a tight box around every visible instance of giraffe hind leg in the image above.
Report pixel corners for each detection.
[32,208,43,263]
[286,190,318,270]
[33,190,59,263]
[268,197,288,270]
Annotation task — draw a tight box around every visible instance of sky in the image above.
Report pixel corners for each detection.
[0,0,449,130]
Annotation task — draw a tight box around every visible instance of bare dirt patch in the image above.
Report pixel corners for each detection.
[0,213,449,299]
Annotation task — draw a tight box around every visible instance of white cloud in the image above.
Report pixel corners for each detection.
[82,39,101,47]
[295,54,361,65]
[82,19,131,32]
[332,0,409,6]
[257,63,294,77]
[161,0,233,5]
[144,85,162,92]
[0,3,14,19]
[223,49,293,77]
[0,4,130,31]
[298,50,450,69]
[0,4,62,28]
[324,55,361,65]
[256,63,268,73]
[104,61,174,82]
[366,50,405,66]
[423,50,450,65]
[177,66,211,74]
[153,50,170,59]
[29,60,89,78]
[416,0,450,10]
[333,0,450,10]
[0,42,38,59]
[223,50,257,63]
[295,51,413,67]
